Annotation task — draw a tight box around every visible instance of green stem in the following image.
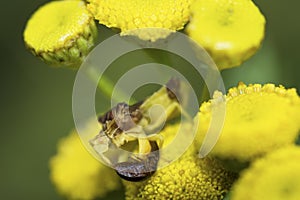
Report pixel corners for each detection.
[86,67,130,103]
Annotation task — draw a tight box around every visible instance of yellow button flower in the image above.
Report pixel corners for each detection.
[231,146,300,200]
[196,82,300,163]
[186,0,266,70]
[124,153,236,200]
[50,128,121,199]
[122,122,236,199]
[24,0,97,68]
[87,0,192,41]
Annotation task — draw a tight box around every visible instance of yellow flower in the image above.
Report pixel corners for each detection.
[231,146,300,200]
[50,128,121,199]
[87,0,192,41]
[24,0,97,68]
[123,123,236,200]
[124,154,236,200]
[196,82,300,163]
[186,0,266,70]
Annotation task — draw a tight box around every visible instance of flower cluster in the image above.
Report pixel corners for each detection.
[50,81,300,199]
[23,0,300,200]
[24,0,265,69]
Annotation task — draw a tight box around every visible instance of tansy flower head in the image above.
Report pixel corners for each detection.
[196,82,300,164]
[24,0,97,68]
[123,153,236,200]
[87,0,192,41]
[231,146,300,200]
[120,120,236,199]
[186,0,266,70]
[50,129,121,199]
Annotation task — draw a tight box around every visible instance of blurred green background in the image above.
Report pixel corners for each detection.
[0,0,299,199]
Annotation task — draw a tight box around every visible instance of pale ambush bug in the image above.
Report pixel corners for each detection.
[89,78,187,182]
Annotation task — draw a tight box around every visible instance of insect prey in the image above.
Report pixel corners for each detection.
[89,78,185,181]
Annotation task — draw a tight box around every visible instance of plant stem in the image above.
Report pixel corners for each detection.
[86,67,129,103]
